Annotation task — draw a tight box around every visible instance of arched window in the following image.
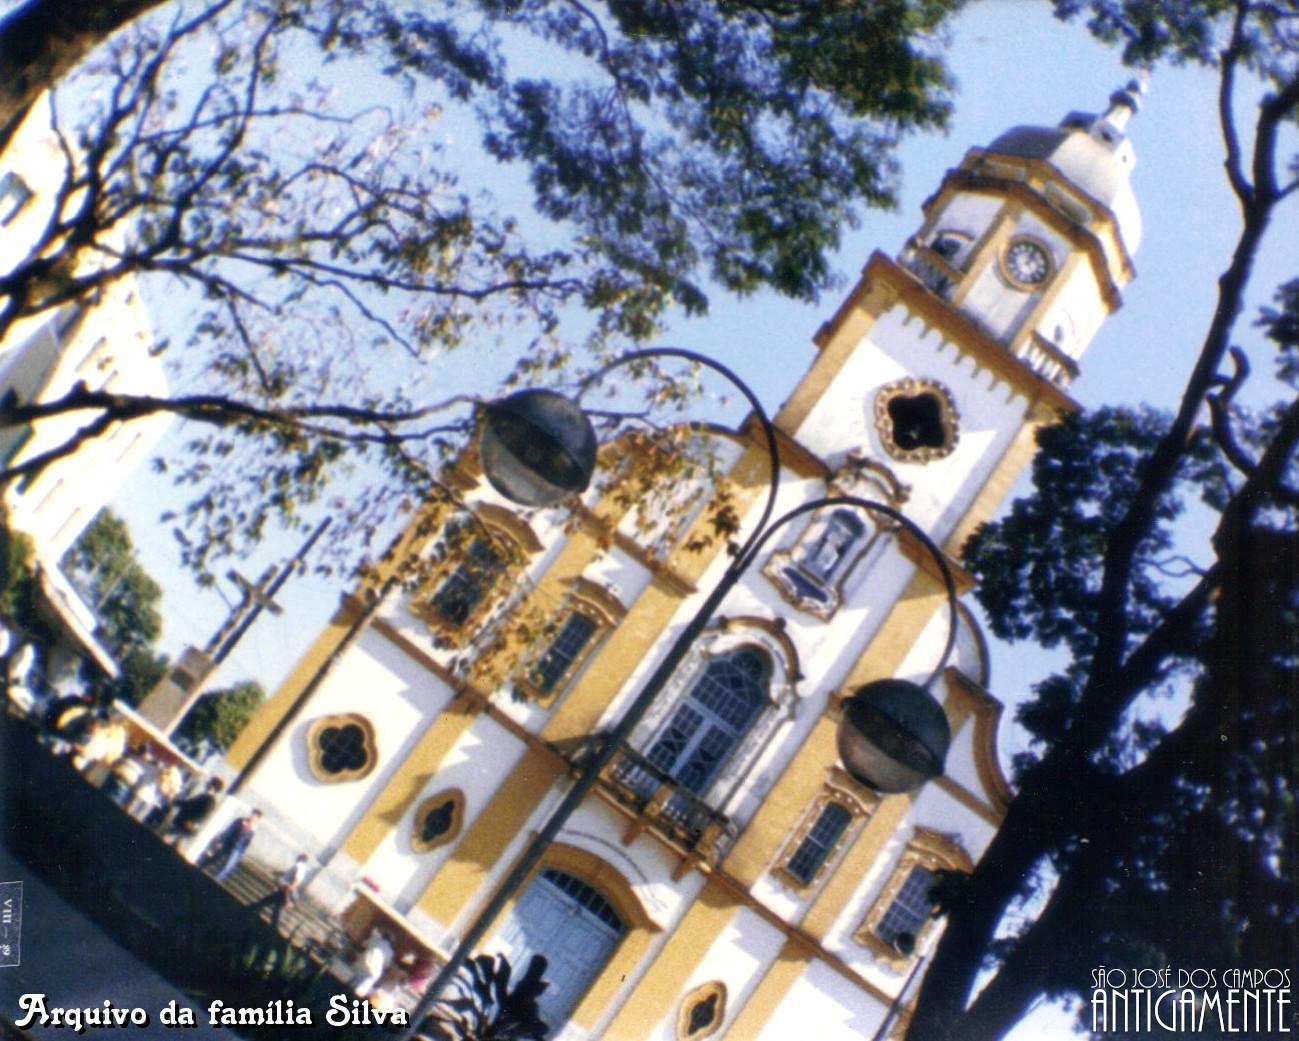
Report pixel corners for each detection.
[416,506,540,640]
[496,869,626,1026]
[645,647,769,795]
[429,533,504,627]
[515,579,624,704]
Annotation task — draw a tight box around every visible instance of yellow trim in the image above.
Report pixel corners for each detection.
[852,828,972,969]
[1008,247,1085,358]
[413,513,534,642]
[512,577,622,706]
[998,235,1054,291]
[833,253,1079,414]
[526,844,661,1034]
[873,378,960,464]
[776,277,895,435]
[801,794,912,941]
[717,938,812,1041]
[539,842,659,931]
[723,713,836,888]
[945,668,1013,814]
[944,403,1053,558]
[339,699,478,864]
[223,598,361,771]
[677,980,727,1041]
[600,877,737,1040]
[723,566,948,888]
[542,442,770,745]
[414,745,559,926]
[773,785,874,893]
[948,208,1016,309]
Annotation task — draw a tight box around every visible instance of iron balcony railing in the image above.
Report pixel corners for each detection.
[553,734,737,865]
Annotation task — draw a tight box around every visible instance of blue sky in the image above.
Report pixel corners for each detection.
[112,0,1296,732]
[95,5,1297,1033]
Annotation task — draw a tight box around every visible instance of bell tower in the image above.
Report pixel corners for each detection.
[775,80,1145,549]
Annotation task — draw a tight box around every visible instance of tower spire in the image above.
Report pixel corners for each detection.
[1102,71,1148,132]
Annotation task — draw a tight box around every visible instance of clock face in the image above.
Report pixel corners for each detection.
[1003,239,1051,287]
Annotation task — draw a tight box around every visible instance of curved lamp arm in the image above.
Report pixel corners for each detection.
[739,495,960,690]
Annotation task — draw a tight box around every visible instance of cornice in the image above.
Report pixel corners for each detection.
[818,252,1080,415]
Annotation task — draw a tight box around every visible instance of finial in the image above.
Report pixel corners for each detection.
[1104,71,1148,131]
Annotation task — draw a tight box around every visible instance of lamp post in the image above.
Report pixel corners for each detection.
[402,348,958,1039]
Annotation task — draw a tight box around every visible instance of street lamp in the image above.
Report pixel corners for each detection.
[479,390,598,507]
[404,348,958,1038]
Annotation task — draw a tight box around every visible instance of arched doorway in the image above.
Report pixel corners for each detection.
[495,868,627,1026]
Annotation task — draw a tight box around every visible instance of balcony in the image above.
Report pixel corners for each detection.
[554,736,737,870]
[1012,331,1081,387]
[900,243,961,300]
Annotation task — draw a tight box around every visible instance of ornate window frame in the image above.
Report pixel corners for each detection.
[629,624,802,811]
[306,713,377,783]
[410,788,466,853]
[853,828,972,968]
[414,504,541,641]
[873,378,960,465]
[775,783,878,893]
[763,454,904,620]
[763,511,883,620]
[677,980,727,1041]
[514,578,624,706]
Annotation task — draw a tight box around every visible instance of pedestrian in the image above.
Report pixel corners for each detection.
[127,750,162,821]
[204,809,261,882]
[164,777,224,845]
[102,744,149,806]
[250,853,310,933]
[72,711,128,773]
[351,927,394,999]
[148,760,185,827]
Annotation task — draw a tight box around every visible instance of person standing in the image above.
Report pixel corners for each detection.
[164,777,224,845]
[205,809,261,882]
[250,853,310,933]
[351,928,394,999]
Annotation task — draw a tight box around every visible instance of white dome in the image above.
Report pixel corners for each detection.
[987,86,1143,255]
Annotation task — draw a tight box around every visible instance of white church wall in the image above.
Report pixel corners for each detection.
[753,960,888,1041]
[926,191,1002,246]
[245,627,455,856]
[580,544,653,607]
[362,712,529,911]
[790,306,1032,547]
[1041,258,1107,360]
[641,906,788,1041]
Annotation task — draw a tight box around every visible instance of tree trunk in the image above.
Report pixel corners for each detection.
[904,759,1091,1040]
[0,0,169,145]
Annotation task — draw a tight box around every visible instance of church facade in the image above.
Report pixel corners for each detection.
[223,84,1143,1041]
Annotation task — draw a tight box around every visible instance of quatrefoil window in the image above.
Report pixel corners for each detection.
[307,714,376,783]
[411,789,465,852]
[873,379,959,464]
